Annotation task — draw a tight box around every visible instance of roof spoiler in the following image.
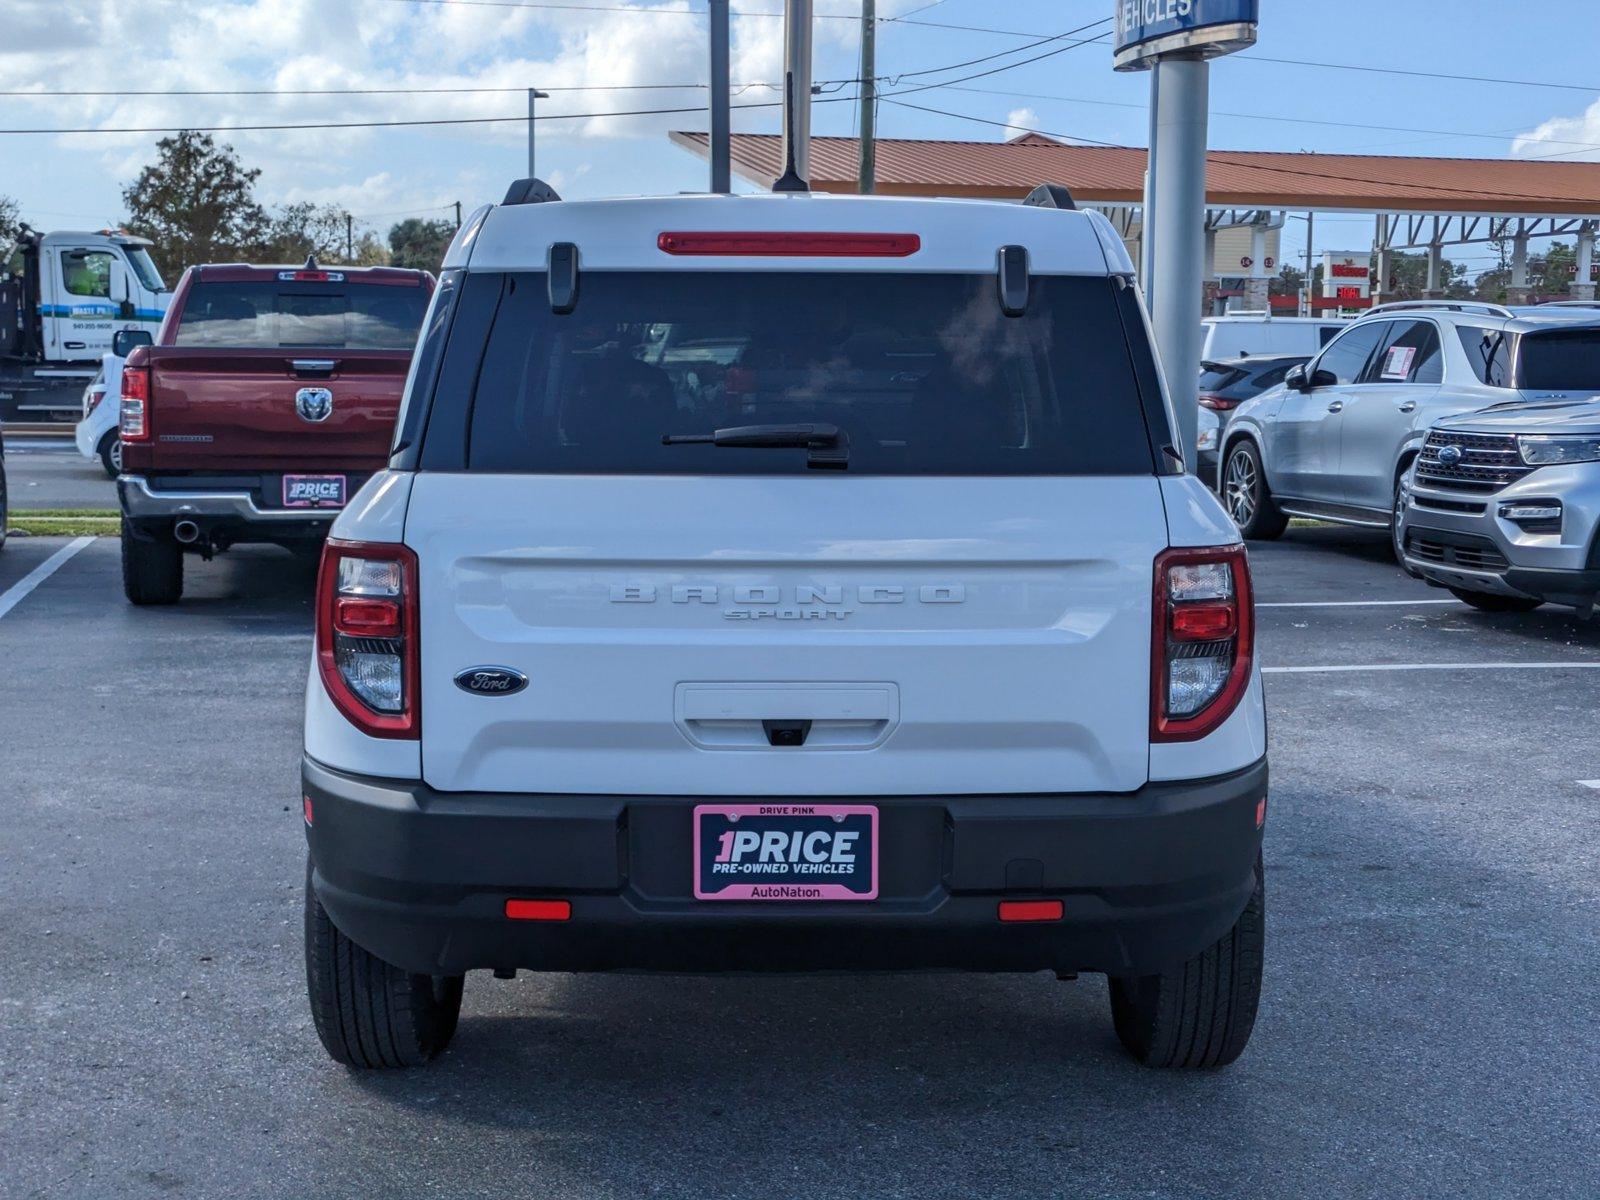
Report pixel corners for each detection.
[1023,183,1077,211]
[502,177,563,205]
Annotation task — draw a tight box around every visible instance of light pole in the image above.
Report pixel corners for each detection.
[527,87,550,179]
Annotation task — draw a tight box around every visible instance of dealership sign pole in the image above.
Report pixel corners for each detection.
[1117,1,1258,473]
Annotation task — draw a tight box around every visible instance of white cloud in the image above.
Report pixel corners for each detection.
[1511,97,1600,163]
[1004,107,1039,138]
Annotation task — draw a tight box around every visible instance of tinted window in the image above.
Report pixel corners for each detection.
[1249,362,1300,391]
[1454,326,1507,386]
[1199,364,1248,392]
[1314,322,1387,385]
[1518,329,1600,391]
[449,271,1156,476]
[173,280,428,349]
[1318,325,1342,347]
[1365,320,1442,384]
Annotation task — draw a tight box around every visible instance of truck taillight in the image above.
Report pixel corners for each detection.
[1151,545,1253,742]
[316,539,419,739]
[119,365,151,441]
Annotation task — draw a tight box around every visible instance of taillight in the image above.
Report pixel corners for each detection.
[657,231,921,257]
[119,366,151,441]
[1151,545,1253,742]
[316,539,419,739]
[85,386,105,417]
[1197,393,1240,412]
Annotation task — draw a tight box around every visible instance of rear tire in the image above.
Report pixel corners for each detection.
[97,431,123,479]
[1109,855,1264,1069]
[121,519,184,605]
[1222,441,1289,541]
[1448,587,1543,613]
[304,858,464,1069]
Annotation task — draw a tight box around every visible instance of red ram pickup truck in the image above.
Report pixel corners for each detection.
[117,261,434,604]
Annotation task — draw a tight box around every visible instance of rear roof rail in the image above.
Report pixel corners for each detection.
[1022,183,1077,211]
[1537,299,1600,309]
[1363,300,1514,319]
[502,177,563,205]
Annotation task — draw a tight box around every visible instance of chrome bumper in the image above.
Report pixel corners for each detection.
[119,475,337,524]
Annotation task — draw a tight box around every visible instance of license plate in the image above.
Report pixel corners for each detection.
[693,804,878,901]
[282,474,346,508]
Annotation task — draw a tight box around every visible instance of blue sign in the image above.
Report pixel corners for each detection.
[1114,0,1259,70]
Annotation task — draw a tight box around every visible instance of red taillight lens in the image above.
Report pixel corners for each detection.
[656,231,921,257]
[1151,545,1253,742]
[119,365,150,441]
[316,539,419,739]
[1197,393,1240,412]
[86,387,105,416]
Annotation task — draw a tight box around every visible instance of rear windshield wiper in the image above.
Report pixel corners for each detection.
[661,422,849,470]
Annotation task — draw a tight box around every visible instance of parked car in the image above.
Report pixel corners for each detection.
[116,260,434,604]
[1199,313,1345,361]
[301,180,1268,1071]
[75,349,126,478]
[1219,302,1600,559]
[1399,391,1600,614]
[1195,354,1309,489]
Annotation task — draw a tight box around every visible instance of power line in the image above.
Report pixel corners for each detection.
[937,84,1600,156]
[0,16,1110,134]
[878,98,1600,210]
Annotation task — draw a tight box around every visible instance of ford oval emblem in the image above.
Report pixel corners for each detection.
[453,667,528,696]
[1437,444,1464,466]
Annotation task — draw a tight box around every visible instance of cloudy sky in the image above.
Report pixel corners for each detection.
[3,0,1597,274]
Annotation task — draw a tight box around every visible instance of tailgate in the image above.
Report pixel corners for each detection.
[410,475,1167,797]
[146,348,409,471]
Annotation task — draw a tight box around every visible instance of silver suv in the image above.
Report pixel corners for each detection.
[1399,387,1600,614]
[1220,301,1600,560]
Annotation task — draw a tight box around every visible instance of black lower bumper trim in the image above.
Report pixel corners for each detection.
[303,756,1268,977]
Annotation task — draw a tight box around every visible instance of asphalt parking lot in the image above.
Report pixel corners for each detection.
[3,435,117,511]
[3,526,1598,1199]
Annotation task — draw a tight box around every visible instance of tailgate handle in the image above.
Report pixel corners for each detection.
[676,683,898,751]
[292,358,339,378]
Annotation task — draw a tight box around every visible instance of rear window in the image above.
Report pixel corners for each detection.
[1518,329,1600,391]
[1199,363,1248,392]
[173,280,428,350]
[443,271,1157,476]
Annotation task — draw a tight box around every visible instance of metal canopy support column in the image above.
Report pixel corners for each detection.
[1575,222,1596,302]
[1510,226,1531,303]
[1146,54,1209,471]
[1373,215,1393,306]
[782,0,814,184]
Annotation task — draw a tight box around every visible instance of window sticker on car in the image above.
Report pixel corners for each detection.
[1381,345,1416,381]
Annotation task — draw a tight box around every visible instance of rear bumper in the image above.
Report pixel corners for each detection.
[303,755,1268,978]
[119,473,355,546]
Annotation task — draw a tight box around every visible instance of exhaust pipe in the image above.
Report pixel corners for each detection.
[173,519,201,544]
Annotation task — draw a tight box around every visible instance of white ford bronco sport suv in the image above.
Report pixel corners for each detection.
[301,178,1269,1071]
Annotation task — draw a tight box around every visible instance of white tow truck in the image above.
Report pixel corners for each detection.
[1,227,170,423]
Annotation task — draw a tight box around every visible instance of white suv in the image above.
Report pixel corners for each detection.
[300,180,1268,1071]
[1219,301,1600,559]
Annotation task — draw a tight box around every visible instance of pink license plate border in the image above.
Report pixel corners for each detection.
[692,803,879,901]
[282,473,347,509]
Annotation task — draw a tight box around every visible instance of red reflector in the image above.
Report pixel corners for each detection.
[1255,797,1267,829]
[333,596,401,638]
[998,900,1063,923]
[1170,601,1237,642]
[505,899,571,921]
[657,231,921,257]
[303,796,313,826]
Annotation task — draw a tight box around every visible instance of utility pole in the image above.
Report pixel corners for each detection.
[345,212,353,261]
[858,0,876,194]
[1303,210,1314,316]
[454,201,462,229]
[527,87,550,178]
[782,0,814,184]
[708,0,731,192]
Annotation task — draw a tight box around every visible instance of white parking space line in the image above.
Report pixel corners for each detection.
[0,537,95,621]
[1258,599,1461,609]
[1265,662,1600,675]
[1579,781,1600,790]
